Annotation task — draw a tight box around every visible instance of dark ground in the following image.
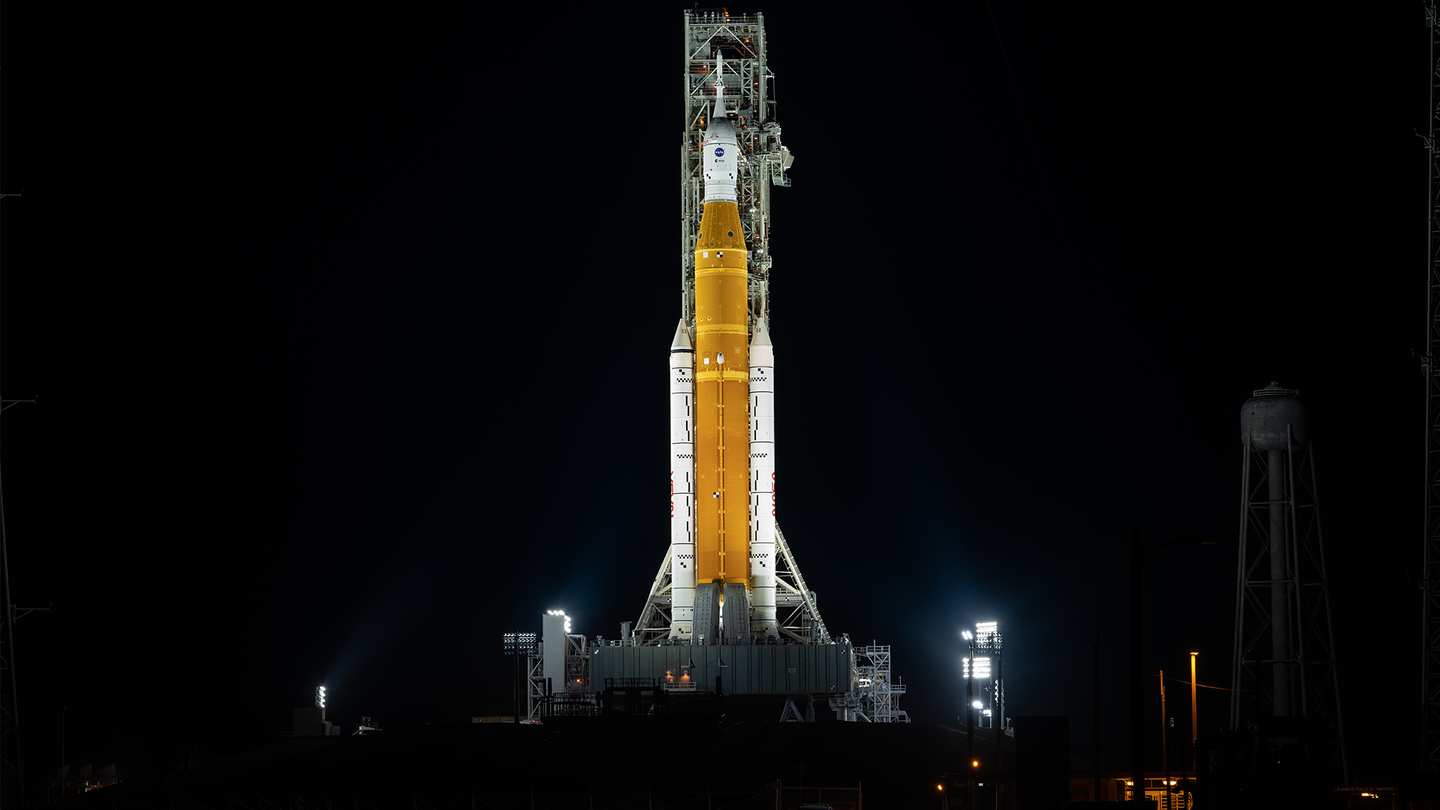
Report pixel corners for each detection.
[55,720,1006,810]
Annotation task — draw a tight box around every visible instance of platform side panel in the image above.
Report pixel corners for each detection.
[587,645,851,694]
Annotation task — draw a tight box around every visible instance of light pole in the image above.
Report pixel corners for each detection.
[1189,652,1198,769]
[1187,651,1199,809]
[963,629,976,810]
[1094,631,1101,801]
[61,706,67,797]
[1159,668,1169,803]
[1130,532,1214,802]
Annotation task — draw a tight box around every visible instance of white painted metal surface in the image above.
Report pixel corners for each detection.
[749,319,777,638]
[542,611,569,694]
[669,319,696,639]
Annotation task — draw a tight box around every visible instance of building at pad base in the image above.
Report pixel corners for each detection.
[515,11,910,723]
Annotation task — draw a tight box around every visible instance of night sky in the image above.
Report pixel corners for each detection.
[0,2,1423,785]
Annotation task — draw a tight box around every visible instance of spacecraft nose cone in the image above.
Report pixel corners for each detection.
[705,106,736,137]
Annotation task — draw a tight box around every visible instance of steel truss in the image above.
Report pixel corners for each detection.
[1229,436,1346,780]
[524,653,544,722]
[526,634,597,721]
[680,9,793,337]
[1422,0,1440,773]
[634,523,830,645]
[840,639,910,720]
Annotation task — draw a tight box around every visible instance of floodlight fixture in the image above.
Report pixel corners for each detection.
[973,621,1003,652]
[503,631,538,656]
[963,656,991,679]
[315,686,327,709]
[547,609,573,633]
[961,630,973,640]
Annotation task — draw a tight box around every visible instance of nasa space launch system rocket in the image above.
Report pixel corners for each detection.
[669,57,777,644]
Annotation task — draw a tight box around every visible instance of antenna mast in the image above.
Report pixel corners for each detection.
[1422,0,1440,773]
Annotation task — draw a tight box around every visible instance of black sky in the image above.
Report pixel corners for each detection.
[0,2,1424,784]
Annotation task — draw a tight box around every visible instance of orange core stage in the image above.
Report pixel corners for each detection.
[693,199,750,587]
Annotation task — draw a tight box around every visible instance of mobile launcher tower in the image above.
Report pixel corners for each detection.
[531,10,909,724]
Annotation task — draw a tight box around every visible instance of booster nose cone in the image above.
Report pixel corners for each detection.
[670,318,694,352]
[748,317,771,348]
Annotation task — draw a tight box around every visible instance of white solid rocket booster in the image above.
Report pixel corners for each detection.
[669,318,696,639]
[749,318,777,637]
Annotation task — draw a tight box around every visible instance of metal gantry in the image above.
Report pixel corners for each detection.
[1229,408,1346,781]
[855,643,909,723]
[1422,0,1440,773]
[680,9,793,337]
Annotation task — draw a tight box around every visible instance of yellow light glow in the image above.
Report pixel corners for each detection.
[972,760,979,767]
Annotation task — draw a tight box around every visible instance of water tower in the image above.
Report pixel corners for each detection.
[1229,382,1347,779]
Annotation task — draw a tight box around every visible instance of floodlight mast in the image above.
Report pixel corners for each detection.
[964,630,976,810]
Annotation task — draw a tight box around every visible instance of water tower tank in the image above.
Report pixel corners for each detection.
[1240,382,1308,451]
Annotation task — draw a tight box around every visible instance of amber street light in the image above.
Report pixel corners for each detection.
[1189,652,1199,769]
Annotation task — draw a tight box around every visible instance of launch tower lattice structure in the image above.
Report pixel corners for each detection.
[678,9,792,338]
[1422,0,1440,773]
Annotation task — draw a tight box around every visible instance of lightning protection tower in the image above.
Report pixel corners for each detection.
[1229,382,1346,782]
[1421,0,1440,773]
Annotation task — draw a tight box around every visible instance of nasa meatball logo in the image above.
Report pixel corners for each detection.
[714,147,725,158]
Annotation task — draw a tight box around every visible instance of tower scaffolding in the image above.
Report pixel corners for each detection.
[680,8,793,338]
